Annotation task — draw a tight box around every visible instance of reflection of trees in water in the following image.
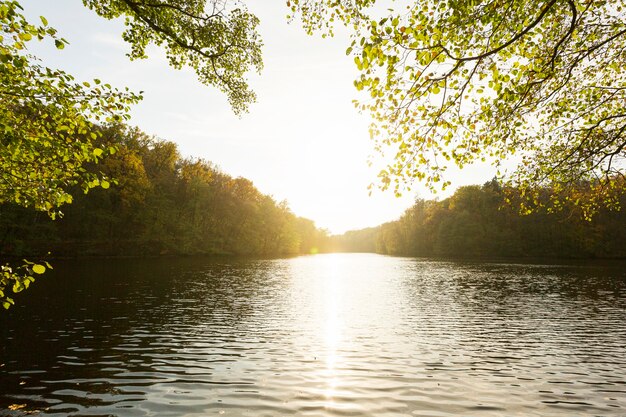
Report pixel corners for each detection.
[0,256,290,414]
[397,259,626,342]
[400,260,625,311]
[399,260,626,380]
[446,261,626,306]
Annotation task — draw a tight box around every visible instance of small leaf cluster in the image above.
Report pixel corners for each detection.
[0,260,49,309]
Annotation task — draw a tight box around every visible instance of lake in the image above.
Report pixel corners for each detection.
[1,253,625,416]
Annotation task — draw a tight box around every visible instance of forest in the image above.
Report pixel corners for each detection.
[0,124,328,258]
[5,162,625,260]
[329,179,626,259]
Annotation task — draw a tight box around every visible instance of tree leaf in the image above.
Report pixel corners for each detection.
[32,264,46,274]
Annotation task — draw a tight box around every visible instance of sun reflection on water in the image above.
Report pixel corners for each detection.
[320,254,343,403]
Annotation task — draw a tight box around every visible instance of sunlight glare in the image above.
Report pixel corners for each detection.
[320,254,343,402]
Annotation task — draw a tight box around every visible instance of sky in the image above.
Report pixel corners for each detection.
[23,0,495,234]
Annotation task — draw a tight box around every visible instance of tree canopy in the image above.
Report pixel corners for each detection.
[290,0,626,217]
[83,0,263,114]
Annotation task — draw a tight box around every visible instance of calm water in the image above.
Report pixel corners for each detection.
[1,254,625,416]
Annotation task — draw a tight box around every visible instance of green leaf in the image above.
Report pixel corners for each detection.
[32,264,46,274]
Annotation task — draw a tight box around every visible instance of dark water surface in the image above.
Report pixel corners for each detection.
[1,254,625,416]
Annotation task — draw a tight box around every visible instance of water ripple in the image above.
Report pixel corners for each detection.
[1,254,625,416]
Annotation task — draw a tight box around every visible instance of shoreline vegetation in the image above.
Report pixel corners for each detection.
[1,124,625,262]
[1,124,327,259]
[327,179,626,260]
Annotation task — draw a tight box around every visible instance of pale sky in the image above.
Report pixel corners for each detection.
[23,0,494,234]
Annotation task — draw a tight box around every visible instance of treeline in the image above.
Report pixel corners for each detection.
[0,125,327,257]
[330,180,626,259]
